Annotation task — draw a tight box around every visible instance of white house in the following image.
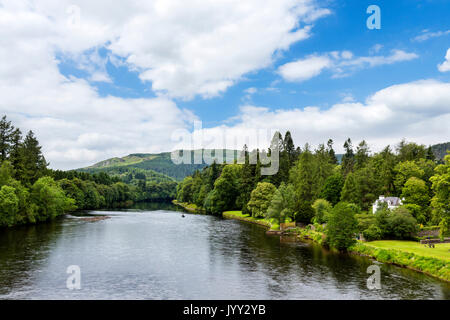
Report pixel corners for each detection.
[372,195,403,214]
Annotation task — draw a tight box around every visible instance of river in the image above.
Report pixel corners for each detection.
[0,203,448,299]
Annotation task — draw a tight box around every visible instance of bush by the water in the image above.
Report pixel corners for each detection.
[325,202,358,251]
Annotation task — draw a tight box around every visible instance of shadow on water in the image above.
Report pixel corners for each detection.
[0,220,65,296]
[207,219,450,299]
[0,203,449,300]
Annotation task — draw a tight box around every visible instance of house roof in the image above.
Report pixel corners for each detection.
[376,197,402,206]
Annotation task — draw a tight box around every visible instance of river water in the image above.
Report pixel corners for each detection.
[0,203,448,300]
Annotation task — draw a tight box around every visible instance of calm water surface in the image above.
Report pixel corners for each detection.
[0,203,449,299]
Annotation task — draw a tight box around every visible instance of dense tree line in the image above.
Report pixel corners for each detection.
[0,116,176,227]
[177,131,450,249]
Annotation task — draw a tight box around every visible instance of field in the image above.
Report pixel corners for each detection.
[365,240,450,262]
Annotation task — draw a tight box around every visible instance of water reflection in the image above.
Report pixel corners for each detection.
[0,203,448,300]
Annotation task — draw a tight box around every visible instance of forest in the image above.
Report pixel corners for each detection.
[0,116,177,227]
[176,131,450,249]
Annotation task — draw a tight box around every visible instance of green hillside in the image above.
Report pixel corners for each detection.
[78,142,448,181]
[79,149,240,181]
[431,142,450,161]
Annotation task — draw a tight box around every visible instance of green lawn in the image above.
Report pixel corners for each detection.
[365,240,450,261]
[222,211,278,229]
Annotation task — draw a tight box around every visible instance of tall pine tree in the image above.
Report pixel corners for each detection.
[21,131,48,185]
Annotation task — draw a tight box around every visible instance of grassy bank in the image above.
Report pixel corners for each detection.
[363,241,450,261]
[177,204,450,282]
[291,228,450,282]
[287,227,327,245]
[350,241,450,282]
[172,200,205,214]
[222,211,280,230]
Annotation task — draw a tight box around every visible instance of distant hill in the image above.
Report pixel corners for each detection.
[78,142,448,181]
[431,142,450,161]
[78,149,240,181]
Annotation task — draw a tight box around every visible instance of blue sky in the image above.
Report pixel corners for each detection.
[57,0,450,125]
[1,0,449,169]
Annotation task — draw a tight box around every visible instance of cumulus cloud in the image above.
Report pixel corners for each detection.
[0,1,198,169]
[438,48,450,72]
[278,49,418,82]
[111,0,329,99]
[278,55,332,82]
[0,0,328,169]
[0,0,329,100]
[190,80,450,153]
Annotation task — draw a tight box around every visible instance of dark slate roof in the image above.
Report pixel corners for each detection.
[378,197,402,206]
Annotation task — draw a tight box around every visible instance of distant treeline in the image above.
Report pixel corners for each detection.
[0,116,177,227]
[177,131,450,246]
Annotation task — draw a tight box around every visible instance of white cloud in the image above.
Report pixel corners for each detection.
[413,29,450,42]
[0,0,330,100]
[106,0,330,99]
[0,0,329,169]
[244,87,258,95]
[278,49,418,82]
[338,50,418,69]
[438,48,450,72]
[278,55,332,82]
[193,80,450,153]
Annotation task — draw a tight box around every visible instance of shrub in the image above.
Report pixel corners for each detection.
[386,207,418,240]
[312,199,332,224]
[363,224,382,241]
[325,202,358,251]
[247,182,277,218]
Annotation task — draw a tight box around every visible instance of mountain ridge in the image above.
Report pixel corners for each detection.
[78,142,449,181]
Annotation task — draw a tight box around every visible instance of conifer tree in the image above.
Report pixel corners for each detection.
[0,115,15,161]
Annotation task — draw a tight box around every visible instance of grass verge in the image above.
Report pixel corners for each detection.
[172,200,205,213]
[222,211,279,230]
[349,241,450,282]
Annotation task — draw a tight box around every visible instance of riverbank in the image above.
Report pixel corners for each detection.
[221,210,450,283]
[172,200,205,214]
[349,242,450,282]
[223,211,273,229]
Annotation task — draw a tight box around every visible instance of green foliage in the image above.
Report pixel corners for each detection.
[341,138,355,176]
[311,199,332,224]
[247,182,277,218]
[431,142,450,162]
[401,177,430,223]
[363,224,383,241]
[266,182,296,225]
[325,202,358,251]
[385,207,418,240]
[350,242,450,282]
[396,140,428,162]
[79,151,221,181]
[30,177,76,222]
[165,125,447,234]
[340,172,359,204]
[0,185,19,227]
[394,160,425,194]
[430,154,450,237]
[355,213,376,233]
[319,173,343,205]
[212,164,242,213]
[0,116,152,228]
[177,176,195,203]
[402,203,426,225]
